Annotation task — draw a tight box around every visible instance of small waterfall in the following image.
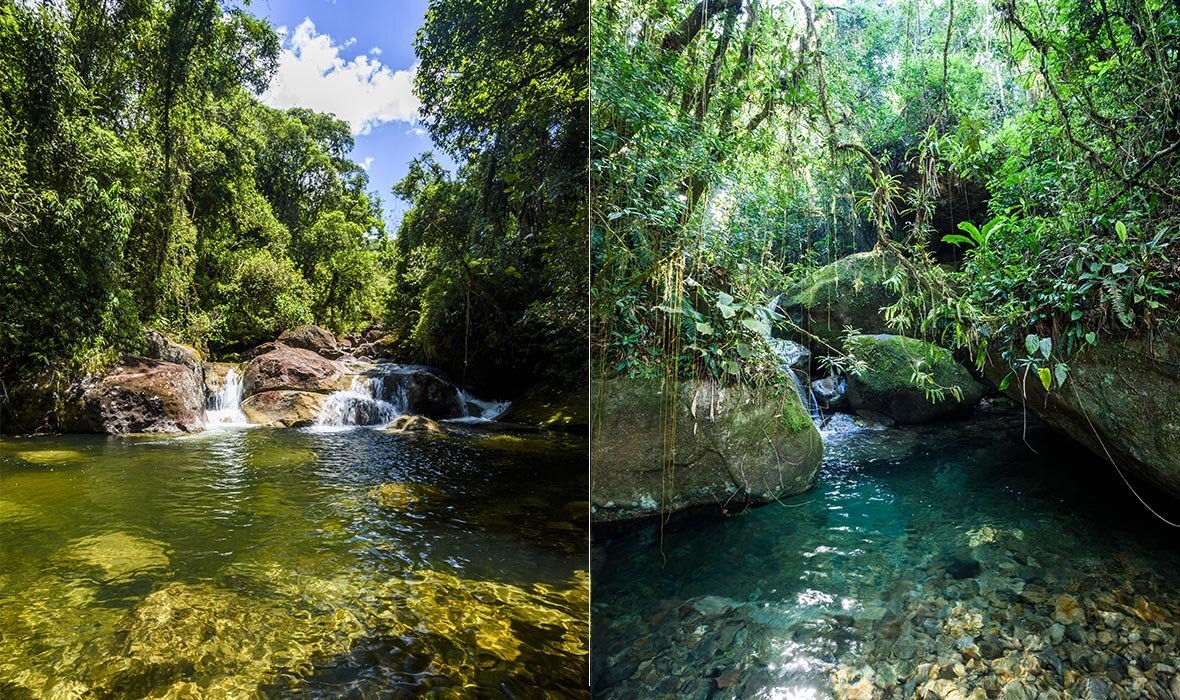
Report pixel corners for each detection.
[315,376,406,429]
[451,391,511,423]
[205,368,249,427]
[788,368,821,421]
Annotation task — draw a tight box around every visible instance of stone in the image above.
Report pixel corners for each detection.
[590,377,823,522]
[1052,595,1084,625]
[1049,623,1065,644]
[277,324,339,357]
[240,390,326,428]
[62,356,206,433]
[202,362,241,396]
[379,367,467,419]
[778,249,902,353]
[144,330,202,372]
[243,345,345,396]
[812,374,848,411]
[385,414,446,433]
[499,382,588,433]
[844,334,985,423]
[769,338,811,372]
[947,557,982,579]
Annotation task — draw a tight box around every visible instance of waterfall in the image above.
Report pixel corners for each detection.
[205,368,249,427]
[450,391,511,423]
[788,368,821,421]
[314,376,407,429]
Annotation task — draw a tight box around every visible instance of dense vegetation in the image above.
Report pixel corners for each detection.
[592,0,1180,387]
[0,0,587,410]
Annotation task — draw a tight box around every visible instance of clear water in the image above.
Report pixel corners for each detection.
[0,427,588,698]
[592,408,1180,698]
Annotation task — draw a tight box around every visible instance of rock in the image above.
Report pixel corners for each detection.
[947,557,982,579]
[499,383,588,433]
[378,367,466,419]
[1049,623,1065,645]
[1074,676,1111,700]
[385,414,446,433]
[778,249,901,353]
[844,334,985,423]
[591,377,823,522]
[241,341,282,361]
[243,345,345,397]
[277,325,339,357]
[769,338,811,372]
[144,328,203,374]
[240,390,325,428]
[984,334,1180,499]
[812,374,848,411]
[202,362,241,396]
[1052,594,1084,625]
[62,356,205,433]
[1000,680,1036,700]
[351,334,399,360]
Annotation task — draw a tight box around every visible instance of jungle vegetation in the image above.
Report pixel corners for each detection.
[591,0,1180,387]
[0,0,587,404]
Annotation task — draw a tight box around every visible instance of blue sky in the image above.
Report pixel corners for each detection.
[243,0,439,230]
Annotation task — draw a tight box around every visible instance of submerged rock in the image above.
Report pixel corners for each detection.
[241,390,325,428]
[845,334,985,423]
[62,356,206,434]
[385,414,446,433]
[986,334,1180,500]
[591,377,823,522]
[243,345,345,396]
[779,249,901,353]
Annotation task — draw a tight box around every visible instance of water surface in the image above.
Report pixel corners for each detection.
[1,426,588,698]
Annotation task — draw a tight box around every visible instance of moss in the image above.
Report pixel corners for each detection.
[847,334,969,394]
[783,250,901,350]
[500,383,588,432]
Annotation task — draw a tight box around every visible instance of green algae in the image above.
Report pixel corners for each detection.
[60,531,170,580]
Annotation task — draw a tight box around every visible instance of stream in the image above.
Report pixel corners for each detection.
[592,407,1180,699]
[0,421,588,697]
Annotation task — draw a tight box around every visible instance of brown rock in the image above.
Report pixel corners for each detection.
[278,325,340,357]
[144,330,202,371]
[385,414,446,433]
[65,356,205,433]
[240,390,325,428]
[243,345,344,396]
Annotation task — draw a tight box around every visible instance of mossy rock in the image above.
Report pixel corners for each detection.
[845,334,985,423]
[591,377,823,522]
[385,414,446,434]
[780,249,901,353]
[500,383,588,433]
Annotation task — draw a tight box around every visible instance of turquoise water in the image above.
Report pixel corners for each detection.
[0,426,588,698]
[592,409,1180,698]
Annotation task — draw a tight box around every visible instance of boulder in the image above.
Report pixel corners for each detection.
[499,383,588,433]
[243,345,345,397]
[386,414,446,433]
[986,334,1180,499]
[278,325,340,358]
[844,334,985,423]
[242,341,283,361]
[591,377,823,522]
[379,367,466,419]
[769,338,811,372]
[144,330,202,372]
[351,334,398,360]
[240,390,325,428]
[812,374,848,411]
[63,356,205,433]
[779,249,900,353]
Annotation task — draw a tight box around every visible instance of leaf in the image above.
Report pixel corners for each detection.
[740,317,771,337]
[1037,367,1052,390]
[1111,263,1129,274]
[718,304,736,319]
[736,341,752,358]
[1085,331,1097,345]
[1070,310,1083,321]
[1116,220,1127,243]
[1025,334,1039,355]
[723,360,740,376]
[1039,337,1052,359]
[695,322,713,336]
[1053,363,1068,387]
[941,234,975,247]
[717,291,734,307]
[999,374,1012,391]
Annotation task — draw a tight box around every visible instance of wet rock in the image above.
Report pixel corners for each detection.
[770,338,811,372]
[1073,676,1111,700]
[812,374,848,411]
[277,325,339,358]
[1048,622,1065,644]
[62,356,206,433]
[240,390,325,428]
[1052,594,1084,625]
[379,367,466,419]
[499,383,588,433]
[947,557,982,580]
[386,414,446,434]
[845,334,985,424]
[243,345,345,396]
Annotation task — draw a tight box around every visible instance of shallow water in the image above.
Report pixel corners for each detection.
[592,408,1180,699]
[0,426,588,698]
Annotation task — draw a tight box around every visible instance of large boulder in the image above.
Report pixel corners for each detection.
[63,356,206,434]
[844,334,985,423]
[243,345,345,397]
[986,335,1180,499]
[779,249,900,353]
[499,383,588,433]
[240,390,326,428]
[591,377,823,522]
[277,325,341,358]
[378,367,466,419]
[144,330,202,373]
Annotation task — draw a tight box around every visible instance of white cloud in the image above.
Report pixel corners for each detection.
[261,18,421,136]
[361,157,374,170]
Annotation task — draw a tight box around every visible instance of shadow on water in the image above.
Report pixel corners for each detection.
[0,425,589,698]
[592,407,1180,698]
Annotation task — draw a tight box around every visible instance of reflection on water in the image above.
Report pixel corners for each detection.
[593,408,1180,698]
[0,426,588,698]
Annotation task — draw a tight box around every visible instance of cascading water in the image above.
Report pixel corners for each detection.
[788,368,821,420]
[314,376,407,429]
[205,368,250,427]
[452,391,511,423]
